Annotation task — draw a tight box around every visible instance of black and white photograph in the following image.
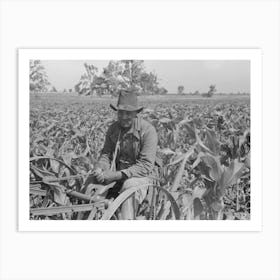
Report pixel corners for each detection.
[19,49,261,229]
[2,1,280,280]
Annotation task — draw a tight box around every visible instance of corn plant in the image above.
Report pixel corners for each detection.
[30,96,250,220]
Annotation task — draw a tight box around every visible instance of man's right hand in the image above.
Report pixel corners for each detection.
[92,168,103,177]
[90,168,104,184]
[95,170,123,184]
[95,171,105,184]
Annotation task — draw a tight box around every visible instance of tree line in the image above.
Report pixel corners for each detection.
[30,60,221,97]
[30,60,168,96]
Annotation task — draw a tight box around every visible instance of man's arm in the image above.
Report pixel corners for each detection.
[121,124,158,178]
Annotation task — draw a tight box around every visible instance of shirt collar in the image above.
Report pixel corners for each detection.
[120,117,141,140]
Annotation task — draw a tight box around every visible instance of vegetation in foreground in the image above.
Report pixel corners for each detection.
[30,96,250,220]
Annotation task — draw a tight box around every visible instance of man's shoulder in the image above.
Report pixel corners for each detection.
[138,118,156,133]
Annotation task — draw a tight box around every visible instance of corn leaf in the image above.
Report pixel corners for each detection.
[200,154,222,182]
[205,128,220,155]
[171,147,194,191]
[220,159,245,190]
[193,198,203,218]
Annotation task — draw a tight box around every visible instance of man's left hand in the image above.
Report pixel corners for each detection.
[95,170,123,184]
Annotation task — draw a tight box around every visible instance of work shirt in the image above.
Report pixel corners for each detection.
[97,117,158,178]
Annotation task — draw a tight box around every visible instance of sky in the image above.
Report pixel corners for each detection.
[41,60,250,94]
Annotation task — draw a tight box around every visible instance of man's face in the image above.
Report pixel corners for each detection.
[117,110,137,129]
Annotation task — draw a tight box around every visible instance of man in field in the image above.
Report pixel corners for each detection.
[93,90,158,219]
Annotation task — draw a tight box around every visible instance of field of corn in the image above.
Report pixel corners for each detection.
[29,94,250,220]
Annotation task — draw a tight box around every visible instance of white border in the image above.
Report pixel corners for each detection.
[19,48,262,231]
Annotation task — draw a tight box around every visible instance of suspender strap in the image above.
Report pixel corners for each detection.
[110,131,121,171]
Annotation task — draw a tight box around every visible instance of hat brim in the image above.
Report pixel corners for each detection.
[110,104,143,112]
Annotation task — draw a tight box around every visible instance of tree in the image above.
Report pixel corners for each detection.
[51,86,57,92]
[121,60,144,90]
[29,60,51,93]
[140,71,159,95]
[156,87,168,95]
[103,60,145,96]
[75,63,102,96]
[202,84,217,97]
[75,60,162,97]
[92,76,109,96]
[207,84,216,97]
[177,85,184,95]
[75,74,91,95]
[208,84,216,96]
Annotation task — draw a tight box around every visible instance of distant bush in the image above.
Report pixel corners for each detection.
[202,85,217,98]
